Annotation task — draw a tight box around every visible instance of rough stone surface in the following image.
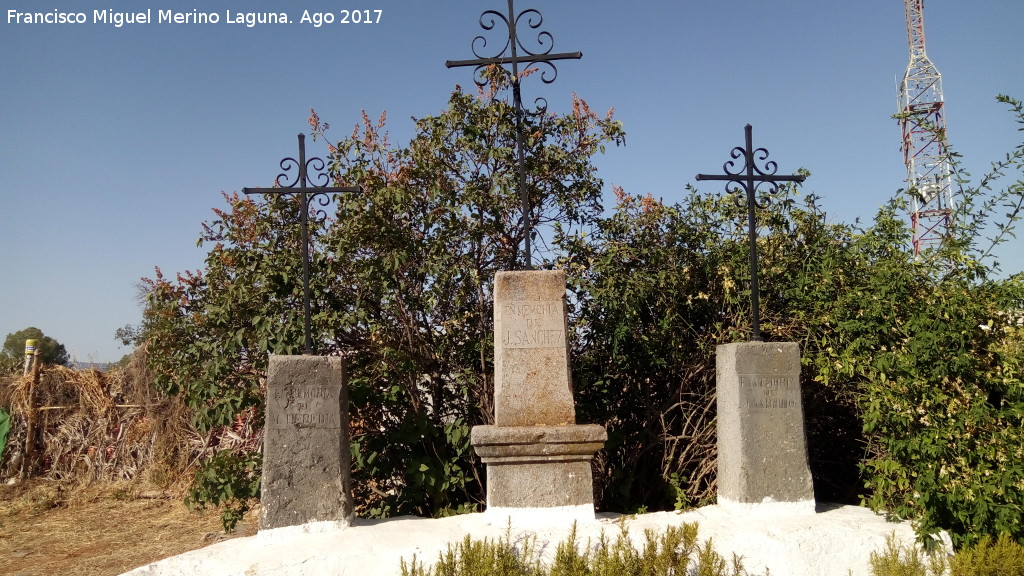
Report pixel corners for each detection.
[716,342,814,511]
[493,270,575,427]
[260,355,353,531]
[473,425,607,509]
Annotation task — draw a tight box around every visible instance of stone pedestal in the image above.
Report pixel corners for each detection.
[473,424,607,510]
[716,342,815,514]
[473,270,606,521]
[260,355,354,534]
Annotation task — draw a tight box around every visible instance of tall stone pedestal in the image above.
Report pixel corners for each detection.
[260,355,354,535]
[473,270,606,522]
[716,342,815,515]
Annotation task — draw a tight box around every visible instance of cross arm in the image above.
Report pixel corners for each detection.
[695,174,806,183]
[242,186,362,195]
[445,51,582,69]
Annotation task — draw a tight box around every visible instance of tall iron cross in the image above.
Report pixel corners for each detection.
[445,0,581,270]
[696,124,806,342]
[243,133,361,355]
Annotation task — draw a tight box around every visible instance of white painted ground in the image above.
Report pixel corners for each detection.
[121,504,936,576]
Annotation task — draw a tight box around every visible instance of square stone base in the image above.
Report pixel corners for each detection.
[716,342,814,510]
[260,355,354,531]
[485,459,596,509]
[472,424,606,513]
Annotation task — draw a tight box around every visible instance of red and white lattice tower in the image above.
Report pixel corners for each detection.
[899,0,954,256]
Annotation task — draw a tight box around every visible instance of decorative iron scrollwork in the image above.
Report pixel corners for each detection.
[270,147,335,221]
[446,0,581,269]
[468,5,561,87]
[719,144,785,208]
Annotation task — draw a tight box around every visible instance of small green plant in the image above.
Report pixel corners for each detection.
[950,533,1024,575]
[400,521,764,576]
[870,532,1024,576]
[184,449,261,532]
[400,528,541,576]
[869,534,948,576]
[668,472,692,511]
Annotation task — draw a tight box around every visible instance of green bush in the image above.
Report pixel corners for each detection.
[184,450,261,531]
[951,533,1024,575]
[871,532,1024,576]
[842,98,1024,547]
[400,522,762,576]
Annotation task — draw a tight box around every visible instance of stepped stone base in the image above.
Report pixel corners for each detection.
[472,424,606,510]
[477,270,607,520]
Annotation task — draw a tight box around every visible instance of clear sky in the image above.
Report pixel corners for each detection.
[2,0,1022,362]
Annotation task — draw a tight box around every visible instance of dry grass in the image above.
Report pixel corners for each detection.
[0,479,259,576]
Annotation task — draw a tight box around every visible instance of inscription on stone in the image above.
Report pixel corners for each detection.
[499,300,566,349]
[737,374,800,411]
[268,385,342,429]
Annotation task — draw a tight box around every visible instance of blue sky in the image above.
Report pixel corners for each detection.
[2,0,1022,362]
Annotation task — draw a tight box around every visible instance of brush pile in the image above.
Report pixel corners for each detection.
[0,347,202,488]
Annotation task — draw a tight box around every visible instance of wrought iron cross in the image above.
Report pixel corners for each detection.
[696,124,806,342]
[243,134,361,355]
[446,0,581,269]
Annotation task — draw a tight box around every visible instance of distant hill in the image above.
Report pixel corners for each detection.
[70,361,113,372]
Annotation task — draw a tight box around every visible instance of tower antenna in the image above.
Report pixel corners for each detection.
[898,0,954,256]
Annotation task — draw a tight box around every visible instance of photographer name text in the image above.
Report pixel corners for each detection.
[7,8,382,28]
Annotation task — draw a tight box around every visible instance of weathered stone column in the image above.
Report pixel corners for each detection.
[716,342,815,515]
[493,269,575,426]
[472,270,606,523]
[260,355,353,535]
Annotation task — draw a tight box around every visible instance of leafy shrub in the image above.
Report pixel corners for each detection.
[845,97,1024,547]
[184,450,261,531]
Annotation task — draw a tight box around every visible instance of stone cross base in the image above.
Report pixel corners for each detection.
[716,342,815,515]
[472,424,606,521]
[260,355,354,533]
[477,269,606,522]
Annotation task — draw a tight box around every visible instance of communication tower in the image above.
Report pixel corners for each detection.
[898,0,954,256]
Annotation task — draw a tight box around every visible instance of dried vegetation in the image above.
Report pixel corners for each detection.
[0,347,198,488]
[0,347,262,574]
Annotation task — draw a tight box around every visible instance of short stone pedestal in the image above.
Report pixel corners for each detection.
[473,424,607,511]
[473,270,606,522]
[716,342,815,515]
[260,355,354,535]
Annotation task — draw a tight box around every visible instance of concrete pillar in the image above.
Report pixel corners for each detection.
[716,342,815,515]
[260,355,353,535]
